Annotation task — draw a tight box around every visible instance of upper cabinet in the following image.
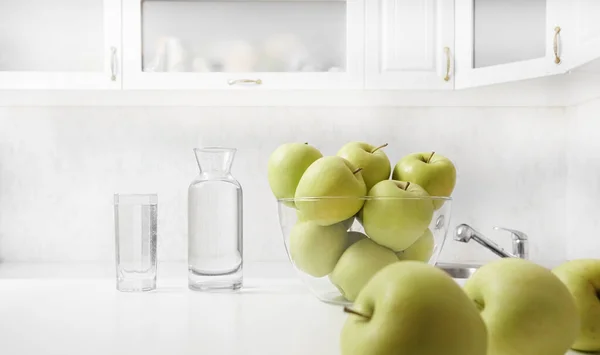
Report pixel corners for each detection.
[122,0,365,90]
[0,0,121,90]
[565,0,600,71]
[454,0,568,89]
[366,0,455,90]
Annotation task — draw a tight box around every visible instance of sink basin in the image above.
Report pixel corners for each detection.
[436,263,481,279]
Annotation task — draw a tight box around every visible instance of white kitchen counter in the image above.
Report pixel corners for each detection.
[0,262,586,355]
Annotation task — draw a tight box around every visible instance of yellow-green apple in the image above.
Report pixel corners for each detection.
[464,258,579,355]
[337,142,391,191]
[288,221,348,278]
[297,210,354,229]
[392,152,456,209]
[295,156,367,226]
[361,180,433,251]
[329,238,398,301]
[397,229,434,262]
[341,261,487,355]
[268,143,322,203]
[552,259,600,352]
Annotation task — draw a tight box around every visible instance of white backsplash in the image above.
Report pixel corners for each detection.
[566,97,600,259]
[0,106,571,263]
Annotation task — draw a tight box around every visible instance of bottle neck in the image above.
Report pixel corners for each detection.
[194,147,235,176]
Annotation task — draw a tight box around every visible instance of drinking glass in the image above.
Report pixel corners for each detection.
[114,194,158,292]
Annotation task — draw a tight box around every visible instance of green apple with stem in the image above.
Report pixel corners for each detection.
[288,221,348,278]
[392,152,456,209]
[552,259,600,352]
[464,258,579,355]
[329,238,398,302]
[341,261,487,355]
[337,142,391,191]
[295,156,367,226]
[361,180,434,251]
[268,142,322,205]
[397,229,434,262]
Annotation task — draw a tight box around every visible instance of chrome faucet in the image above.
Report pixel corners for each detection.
[454,224,529,259]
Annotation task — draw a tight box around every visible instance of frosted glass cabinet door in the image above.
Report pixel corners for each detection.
[455,0,566,89]
[366,0,455,90]
[122,0,364,90]
[0,0,122,89]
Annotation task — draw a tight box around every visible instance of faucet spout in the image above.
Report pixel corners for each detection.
[454,224,516,258]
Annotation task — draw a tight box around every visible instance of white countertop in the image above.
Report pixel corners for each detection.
[0,262,585,355]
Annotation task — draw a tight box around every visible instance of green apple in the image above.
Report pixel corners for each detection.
[397,229,434,262]
[298,209,354,231]
[346,231,367,248]
[392,152,456,209]
[552,259,600,352]
[341,261,487,355]
[361,180,433,251]
[288,221,348,278]
[464,258,579,355]
[267,143,322,203]
[329,238,398,302]
[337,142,391,191]
[295,156,367,226]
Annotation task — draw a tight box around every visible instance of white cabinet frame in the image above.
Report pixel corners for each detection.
[454,0,565,89]
[122,0,365,90]
[0,0,122,90]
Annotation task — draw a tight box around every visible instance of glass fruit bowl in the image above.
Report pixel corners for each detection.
[277,196,452,305]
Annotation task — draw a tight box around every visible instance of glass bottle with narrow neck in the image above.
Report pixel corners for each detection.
[188,147,243,291]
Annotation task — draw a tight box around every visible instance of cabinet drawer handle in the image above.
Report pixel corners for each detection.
[228,79,262,86]
[443,47,451,82]
[553,26,561,64]
[110,47,118,81]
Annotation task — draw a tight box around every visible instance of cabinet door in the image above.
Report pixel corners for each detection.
[366,0,454,90]
[122,0,364,90]
[562,0,600,71]
[455,0,565,89]
[0,0,121,90]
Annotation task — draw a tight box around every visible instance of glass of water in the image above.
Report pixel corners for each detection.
[114,194,158,292]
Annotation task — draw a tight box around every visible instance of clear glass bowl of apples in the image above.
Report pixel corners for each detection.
[270,142,456,305]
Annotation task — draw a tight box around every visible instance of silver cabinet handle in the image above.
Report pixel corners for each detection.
[228,79,262,86]
[110,47,117,81]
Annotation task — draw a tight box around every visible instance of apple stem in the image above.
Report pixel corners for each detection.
[304,142,308,145]
[371,143,389,154]
[405,182,411,190]
[343,306,371,319]
[353,168,363,175]
[427,151,436,163]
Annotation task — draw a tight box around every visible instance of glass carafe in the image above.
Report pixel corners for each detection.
[188,147,243,291]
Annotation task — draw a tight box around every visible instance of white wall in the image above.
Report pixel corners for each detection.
[0,106,567,264]
[567,97,600,259]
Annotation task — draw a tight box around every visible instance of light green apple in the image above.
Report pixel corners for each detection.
[346,231,367,248]
[329,238,398,302]
[298,210,355,230]
[295,156,367,226]
[392,152,456,209]
[361,180,434,251]
[288,221,348,278]
[337,142,391,191]
[267,143,322,203]
[341,261,487,355]
[464,258,579,355]
[397,229,434,262]
[552,259,600,352]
